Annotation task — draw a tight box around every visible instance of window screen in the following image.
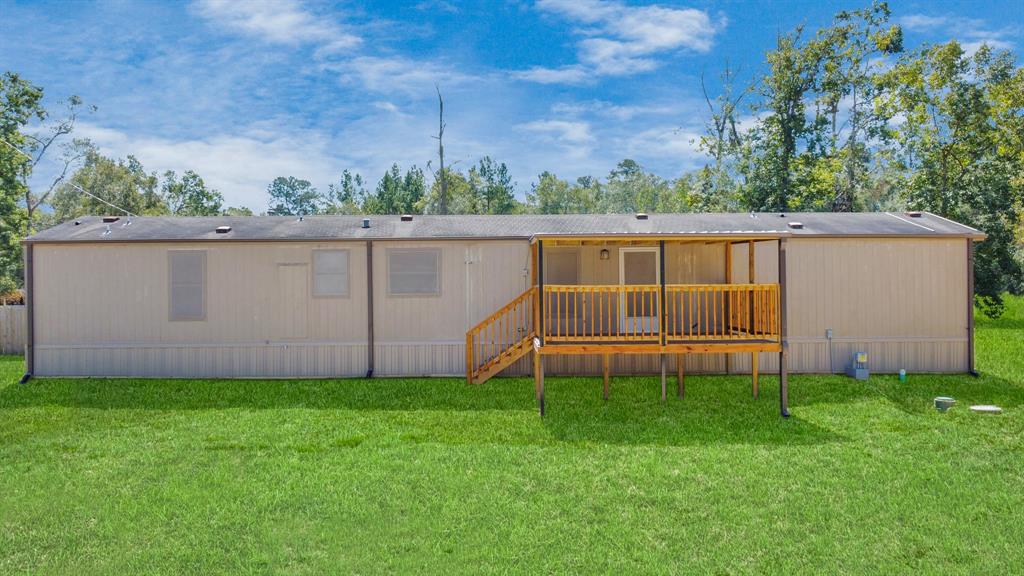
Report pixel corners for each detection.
[313,249,349,296]
[544,250,580,284]
[169,250,206,320]
[388,249,440,295]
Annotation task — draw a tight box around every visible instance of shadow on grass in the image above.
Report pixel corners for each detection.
[0,367,843,447]
[540,376,843,446]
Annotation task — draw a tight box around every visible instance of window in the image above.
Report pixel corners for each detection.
[388,249,440,296]
[168,250,206,321]
[313,249,349,297]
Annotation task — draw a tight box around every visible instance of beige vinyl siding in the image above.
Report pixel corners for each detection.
[30,236,969,378]
[33,241,370,377]
[784,237,968,373]
[372,240,529,376]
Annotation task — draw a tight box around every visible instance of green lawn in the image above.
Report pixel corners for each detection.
[2,300,1022,574]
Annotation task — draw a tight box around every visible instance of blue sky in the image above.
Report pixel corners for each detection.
[2,0,1022,211]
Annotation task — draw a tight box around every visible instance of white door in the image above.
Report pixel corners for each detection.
[619,247,659,334]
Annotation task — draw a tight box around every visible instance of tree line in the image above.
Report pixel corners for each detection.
[1,2,1021,313]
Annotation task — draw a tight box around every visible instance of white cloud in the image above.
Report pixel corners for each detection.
[511,65,590,85]
[625,126,703,168]
[898,13,1016,51]
[329,56,471,94]
[76,122,339,211]
[515,0,723,83]
[550,100,679,121]
[516,119,595,159]
[193,0,360,51]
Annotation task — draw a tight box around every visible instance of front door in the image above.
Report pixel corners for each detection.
[619,247,659,334]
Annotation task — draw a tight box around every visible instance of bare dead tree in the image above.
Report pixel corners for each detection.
[15,95,93,234]
[432,85,448,215]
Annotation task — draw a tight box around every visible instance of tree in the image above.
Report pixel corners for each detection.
[432,86,449,214]
[469,156,518,214]
[362,164,425,214]
[0,71,43,291]
[527,171,573,214]
[0,72,94,235]
[420,169,473,214]
[879,41,1024,316]
[599,159,675,213]
[162,170,223,216]
[52,150,167,220]
[266,176,321,216]
[222,206,253,216]
[324,169,366,215]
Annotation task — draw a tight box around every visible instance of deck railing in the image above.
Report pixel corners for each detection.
[664,284,779,342]
[541,283,779,344]
[543,284,661,342]
[466,287,536,383]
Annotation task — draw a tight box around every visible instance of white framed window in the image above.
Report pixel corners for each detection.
[312,249,350,297]
[388,248,441,296]
[168,250,206,321]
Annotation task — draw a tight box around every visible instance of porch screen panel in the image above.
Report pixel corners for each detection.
[545,250,580,322]
[622,251,657,319]
[168,250,206,321]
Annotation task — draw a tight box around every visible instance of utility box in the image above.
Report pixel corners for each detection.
[846,351,869,381]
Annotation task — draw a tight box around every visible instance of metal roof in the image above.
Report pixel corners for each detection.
[24,212,985,244]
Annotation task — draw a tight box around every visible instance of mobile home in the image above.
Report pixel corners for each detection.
[23,212,984,415]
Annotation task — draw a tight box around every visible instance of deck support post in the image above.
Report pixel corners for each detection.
[602,353,610,400]
[660,354,667,401]
[751,353,759,399]
[778,238,790,418]
[676,354,685,398]
[533,345,545,416]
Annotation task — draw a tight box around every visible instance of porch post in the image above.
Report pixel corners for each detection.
[602,353,610,400]
[537,240,544,346]
[676,354,685,398]
[778,238,790,418]
[724,241,732,375]
[659,240,667,401]
[536,240,545,415]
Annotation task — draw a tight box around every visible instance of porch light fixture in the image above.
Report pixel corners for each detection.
[600,249,610,260]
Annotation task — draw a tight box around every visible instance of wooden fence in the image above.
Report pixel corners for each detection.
[0,305,26,355]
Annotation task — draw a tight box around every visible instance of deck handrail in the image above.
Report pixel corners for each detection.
[540,283,780,344]
[466,286,537,383]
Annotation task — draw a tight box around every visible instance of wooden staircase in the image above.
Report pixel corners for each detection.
[466,287,536,384]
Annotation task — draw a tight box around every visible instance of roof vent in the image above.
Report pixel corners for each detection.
[635,212,649,220]
[778,213,786,218]
[400,214,413,222]
[906,211,923,218]
[102,216,120,223]
[788,222,804,229]
[215,225,232,234]
[362,218,370,229]
[73,220,81,226]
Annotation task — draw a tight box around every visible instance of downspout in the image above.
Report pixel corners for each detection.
[778,238,789,418]
[967,239,977,376]
[20,242,33,384]
[366,240,374,378]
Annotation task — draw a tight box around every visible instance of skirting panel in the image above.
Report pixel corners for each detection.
[34,338,969,379]
[35,344,368,378]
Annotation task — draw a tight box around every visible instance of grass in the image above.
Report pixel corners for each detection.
[1,300,1023,574]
